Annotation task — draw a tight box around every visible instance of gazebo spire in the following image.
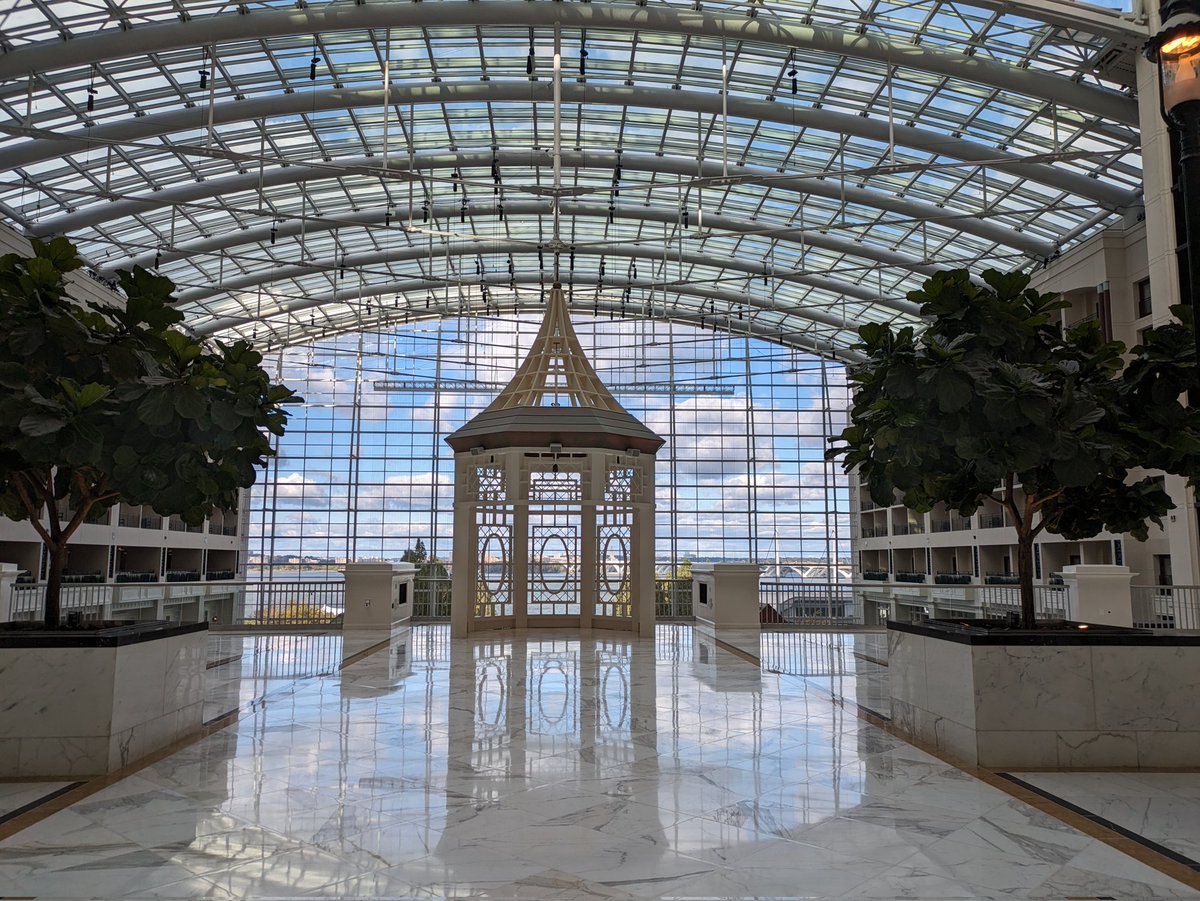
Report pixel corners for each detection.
[483,283,624,413]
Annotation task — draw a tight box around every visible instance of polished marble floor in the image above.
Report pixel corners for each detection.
[1,625,1198,899]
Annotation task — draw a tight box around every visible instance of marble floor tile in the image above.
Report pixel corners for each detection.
[1018,771,1200,865]
[0,625,1198,899]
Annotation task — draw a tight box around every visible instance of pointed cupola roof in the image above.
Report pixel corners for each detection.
[446,285,664,455]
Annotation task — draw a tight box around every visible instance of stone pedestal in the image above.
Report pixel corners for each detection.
[342,562,417,630]
[889,620,1200,768]
[692,563,761,661]
[0,621,208,777]
[692,563,761,628]
[1062,564,1135,627]
[0,562,20,623]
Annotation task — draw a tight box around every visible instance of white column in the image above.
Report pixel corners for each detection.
[511,450,529,630]
[634,458,656,637]
[579,456,596,631]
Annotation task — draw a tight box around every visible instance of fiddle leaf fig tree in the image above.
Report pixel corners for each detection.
[0,237,300,627]
[828,268,1200,628]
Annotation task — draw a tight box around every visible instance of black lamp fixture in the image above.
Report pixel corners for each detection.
[1146,0,1200,366]
[1147,0,1200,565]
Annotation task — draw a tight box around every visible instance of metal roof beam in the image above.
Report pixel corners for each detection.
[97,198,960,285]
[960,0,1144,42]
[175,238,920,324]
[0,0,1140,124]
[195,272,866,364]
[7,82,1137,210]
[73,148,1055,260]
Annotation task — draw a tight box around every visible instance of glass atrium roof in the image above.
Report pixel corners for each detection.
[0,0,1147,361]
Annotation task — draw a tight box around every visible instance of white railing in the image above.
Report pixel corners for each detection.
[759,580,1071,627]
[8,579,346,626]
[1132,585,1200,630]
[759,580,861,625]
[11,574,1081,630]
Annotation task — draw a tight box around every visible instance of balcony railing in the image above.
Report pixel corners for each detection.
[758,580,858,626]
[57,571,103,584]
[934,572,972,585]
[893,523,925,535]
[979,514,1006,529]
[414,576,451,619]
[655,578,693,618]
[114,570,157,583]
[1132,585,1200,630]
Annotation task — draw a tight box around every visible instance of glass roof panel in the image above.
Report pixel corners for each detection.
[0,0,1146,359]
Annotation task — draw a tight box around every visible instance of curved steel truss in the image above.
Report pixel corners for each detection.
[0,0,1147,361]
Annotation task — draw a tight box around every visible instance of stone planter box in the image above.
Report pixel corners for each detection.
[888,619,1200,768]
[0,621,207,777]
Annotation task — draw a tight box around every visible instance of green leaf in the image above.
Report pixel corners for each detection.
[173,388,207,419]
[138,390,176,427]
[210,402,242,431]
[76,383,109,408]
[19,413,66,437]
[0,362,26,389]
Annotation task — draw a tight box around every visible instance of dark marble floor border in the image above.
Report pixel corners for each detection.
[0,783,85,828]
[999,773,1200,873]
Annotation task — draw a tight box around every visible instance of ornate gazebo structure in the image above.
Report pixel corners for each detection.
[446,284,664,638]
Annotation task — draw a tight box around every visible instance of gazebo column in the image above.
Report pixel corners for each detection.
[511,451,529,630]
[580,503,597,630]
[450,455,474,639]
[580,453,599,629]
[634,463,656,636]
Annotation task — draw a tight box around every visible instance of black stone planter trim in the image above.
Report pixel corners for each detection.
[888,618,1200,646]
[0,620,208,649]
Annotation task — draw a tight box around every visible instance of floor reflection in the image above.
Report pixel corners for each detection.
[0,625,1196,899]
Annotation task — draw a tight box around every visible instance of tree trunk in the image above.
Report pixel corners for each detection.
[43,542,67,628]
[1016,527,1036,629]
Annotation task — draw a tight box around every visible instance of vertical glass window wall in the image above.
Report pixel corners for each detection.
[246,316,850,577]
